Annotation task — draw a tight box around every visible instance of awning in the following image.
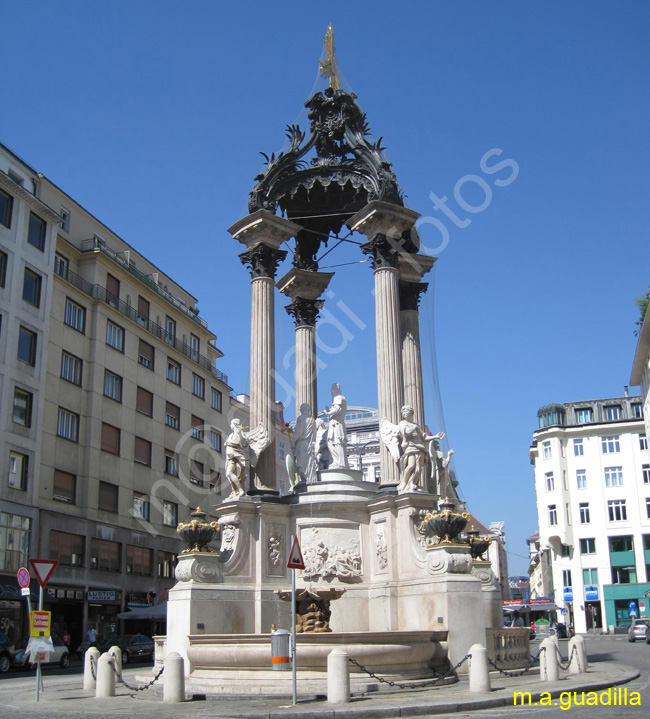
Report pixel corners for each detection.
[116,600,167,621]
[503,602,558,612]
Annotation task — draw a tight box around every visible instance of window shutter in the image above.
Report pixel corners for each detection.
[138,339,154,368]
[106,273,120,303]
[136,386,153,415]
[53,470,75,502]
[101,423,120,454]
[134,437,152,465]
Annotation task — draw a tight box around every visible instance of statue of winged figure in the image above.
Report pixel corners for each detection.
[380,405,443,493]
[225,418,270,499]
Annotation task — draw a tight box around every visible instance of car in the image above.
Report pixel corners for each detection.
[12,636,70,669]
[96,634,154,664]
[627,618,650,642]
[0,632,13,674]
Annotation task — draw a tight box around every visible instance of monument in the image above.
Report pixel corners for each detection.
[162,26,502,694]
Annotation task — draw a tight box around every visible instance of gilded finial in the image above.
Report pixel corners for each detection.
[319,23,340,91]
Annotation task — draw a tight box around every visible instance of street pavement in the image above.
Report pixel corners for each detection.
[0,635,648,718]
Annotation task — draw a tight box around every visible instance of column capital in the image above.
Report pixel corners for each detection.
[361,234,401,270]
[239,243,287,280]
[228,210,302,250]
[399,280,429,311]
[285,297,323,328]
[346,201,420,239]
[397,252,437,283]
[276,267,334,300]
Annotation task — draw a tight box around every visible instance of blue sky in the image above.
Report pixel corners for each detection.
[3,1,649,575]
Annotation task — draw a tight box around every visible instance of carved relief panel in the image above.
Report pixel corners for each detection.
[299,525,363,582]
[373,521,388,575]
[266,523,286,577]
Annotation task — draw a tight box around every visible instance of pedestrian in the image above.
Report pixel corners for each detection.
[512,610,524,628]
[87,625,97,647]
[62,628,70,646]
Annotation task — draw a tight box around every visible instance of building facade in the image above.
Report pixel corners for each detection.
[631,308,650,454]
[530,395,650,633]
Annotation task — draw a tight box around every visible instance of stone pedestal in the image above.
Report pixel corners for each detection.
[471,560,504,629]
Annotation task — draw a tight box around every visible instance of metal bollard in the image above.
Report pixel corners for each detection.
[164,652,186,703]
[540,638,559,682]
[96,653,115,697]
[108,645,122,676]
[468,644,491,693]
[327,648,350,704]
[84,647,100,691]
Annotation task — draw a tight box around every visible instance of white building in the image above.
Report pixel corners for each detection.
[631,308,650,455]
[530,395,650,633]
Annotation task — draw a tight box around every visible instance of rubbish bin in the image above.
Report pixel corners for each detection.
[271,629,291,671]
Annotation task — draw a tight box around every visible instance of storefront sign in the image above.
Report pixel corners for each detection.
[585,586,599,601]
[563,587,573,601]
[87,590,116,602]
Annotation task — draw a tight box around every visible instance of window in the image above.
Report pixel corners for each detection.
[132,492,150,520]
[0,250,7,286]
[609,536,633,552]
[565,502,571,525]
[573,439,584,456]
[279,441,286,461]
[50,530,84,566]
[647,498,650,519]
[632,403,643,419]
[0,512,31,571]
[0,189,12,228]
[211,387,223,412]
[54,253,69,278]
[580,538,596,554]
[17,326,37,365]
[101,423,120,454]
[106,320,124,351]
[210,430,222,452]
[612,566,636,584]
[126,545,153,575]
[209,471,221,493]
[167,358,180,384]
[57,408,79,441]
[8,452,28,490]
[138,339,154,369]
[134,437,152,466]
[22,268,42,307]
[604,466,623,487]
[157,551,176,578]
[579,502,590,524]
[190,460,204,486]
[583,568,598,585]
[137,295,150,326]
[27,213,46,251]
[545,472,554,492]
[91,538,120,571]
[165,316,175,343]
[190,334,200,361]
[548,504,557,526]
[61,351,82,385]
[163,501,178,526]
[59,208,70,232]
[192,373,205,399]
[106,273,119,307]
[103,370,122,401]
[576,407,593,424]
[53,470,75,503]
[165,449,178,476]
[562,569,572,588]
[136,386,153,416]
[64,298,85,332]
[643,465,650,484]
[601,435,620,453]
[607,499,627,522]
[12,387,32,427]
[640,434,648,451]
[191,415,204,440]
[561,544,571,558]
[542,441,552,460]
[604,405,621,421]
[576,469,587,489]
[98,481,118,512]
[165,402,180,429]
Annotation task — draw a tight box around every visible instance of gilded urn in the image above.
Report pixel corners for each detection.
[426,499,471,544]
[466,527,492,560]
[177,507,220,554]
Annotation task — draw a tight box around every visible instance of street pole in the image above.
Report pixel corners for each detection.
[291,553,297,705]
[36,585,43,702]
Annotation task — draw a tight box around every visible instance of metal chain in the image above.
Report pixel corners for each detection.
[89,654,97,680]
[348,654,469,690]
[107,657,165,691]
[487,645,544,677]
[555,644,578,672]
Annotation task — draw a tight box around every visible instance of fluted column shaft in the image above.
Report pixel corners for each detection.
[295,325,317,417]
[399,281,429,430]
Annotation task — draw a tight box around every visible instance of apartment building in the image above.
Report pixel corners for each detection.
[631,307,650,453]
[530,395,649,633]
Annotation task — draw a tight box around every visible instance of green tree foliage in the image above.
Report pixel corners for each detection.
[635,286,650,336]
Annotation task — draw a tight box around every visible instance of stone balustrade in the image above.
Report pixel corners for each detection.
[486,628,530,669]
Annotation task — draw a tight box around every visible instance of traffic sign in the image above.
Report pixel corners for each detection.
[17,567,30,588]
[30,610,51,637]
[629,600,638,618]
[287,535,305,570]
[29,559,58,588]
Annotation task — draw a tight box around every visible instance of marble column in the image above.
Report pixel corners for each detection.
[277,268,334,418]
[347,202,420,485]
[228,211,301,491]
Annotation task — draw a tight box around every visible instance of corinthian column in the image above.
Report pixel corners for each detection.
[347,202,420,485]
[228,211,301,492]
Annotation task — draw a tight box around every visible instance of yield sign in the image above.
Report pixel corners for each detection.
[29,559,59,588]
[287,535,305,570]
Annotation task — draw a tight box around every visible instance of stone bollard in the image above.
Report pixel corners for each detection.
[164,652,186,703]
[108,645,122,676]
[539,638,559,682]
[568,636,587,674]
[96,653,116,697]
[468,644,491,693]
[84,647,100,691]
[327,648,350,704]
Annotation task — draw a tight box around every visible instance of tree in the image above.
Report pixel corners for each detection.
[635,286,650,336]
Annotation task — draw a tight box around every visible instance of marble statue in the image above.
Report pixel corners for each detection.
[322,383,349,469]
[224,418,270,498]
[431,439,455,498]
[380,405,442,493]
[314,418,330,470]
[292,403,318,484]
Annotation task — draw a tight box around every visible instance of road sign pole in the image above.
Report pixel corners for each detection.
[291,543,297,706]
[35,584,43,702]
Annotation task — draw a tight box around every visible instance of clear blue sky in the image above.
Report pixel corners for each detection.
[3,1,649,575]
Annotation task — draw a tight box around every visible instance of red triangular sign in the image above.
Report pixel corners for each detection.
[29,559,59,588]
[287,536,305,570]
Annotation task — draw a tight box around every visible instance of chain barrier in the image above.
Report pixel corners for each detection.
[348,653,469,690]
[89,654,97,681]
[555,644,578,672]
[487,645,544,677]
[107,656,165,692]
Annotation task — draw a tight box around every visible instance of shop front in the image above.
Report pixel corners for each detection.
[0,575,38,646]
[87,589,122,645]
[45,585,85,651]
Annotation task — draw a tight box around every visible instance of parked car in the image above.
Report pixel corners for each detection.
[12,637,70,669]
[96,634,154,664]
[627,618,650,642]
[0,632,13,674]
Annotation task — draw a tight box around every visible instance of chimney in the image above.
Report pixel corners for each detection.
[624,385,629,397]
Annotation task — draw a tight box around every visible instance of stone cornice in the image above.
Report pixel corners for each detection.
[0,172,62,224]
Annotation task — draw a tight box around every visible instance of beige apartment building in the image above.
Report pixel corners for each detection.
[0,142,233,651]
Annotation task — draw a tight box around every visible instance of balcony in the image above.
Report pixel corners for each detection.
[80,238,208,330]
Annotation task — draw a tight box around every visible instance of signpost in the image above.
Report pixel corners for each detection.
[28,560,58,702]
[629,600,638,618]
[287,535,305,706]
